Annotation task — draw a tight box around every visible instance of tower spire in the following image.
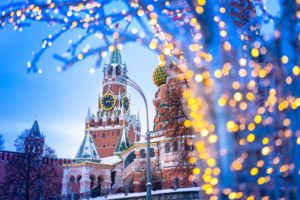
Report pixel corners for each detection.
[109,31,122,64]
[86,107,91,121]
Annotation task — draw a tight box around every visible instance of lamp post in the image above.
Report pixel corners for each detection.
[118,75,152,200]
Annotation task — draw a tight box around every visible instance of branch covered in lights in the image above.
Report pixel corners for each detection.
[0,0,300,199]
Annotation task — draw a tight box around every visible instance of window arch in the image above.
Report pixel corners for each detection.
[140,149,146,158]
[165,143,170,153]
[150,148,155,157]
[172,141,178,152]
[97,176,104,185]
[107,117,112,126]
[114,117,119,125]
[69,175,75,183]
[124,151,136,168]
[108,66,113,75]
[116,66,121,76]
[77,175,82,183]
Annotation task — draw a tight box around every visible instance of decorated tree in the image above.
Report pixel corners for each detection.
[0,0,299,199]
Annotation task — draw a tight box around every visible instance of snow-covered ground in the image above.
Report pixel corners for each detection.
[91,187,200,199]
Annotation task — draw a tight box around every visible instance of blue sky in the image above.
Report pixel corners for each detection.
[0,21,158,158]
[0,0,279,158]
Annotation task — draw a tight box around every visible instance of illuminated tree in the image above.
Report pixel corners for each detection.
[0,0,299,199]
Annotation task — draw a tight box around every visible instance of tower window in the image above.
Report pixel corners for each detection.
[114,117,119,125]
[77,175,82,183]
[102,133,105,137]
[116,66,121,76]
[69,175,75,183]
[165,143,170,153]
[172,141,178,152]
[108,66,113,76]
[140,149,146,158]
[150,148,155,157]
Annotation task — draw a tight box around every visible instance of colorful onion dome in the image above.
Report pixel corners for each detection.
[152,65,167,87]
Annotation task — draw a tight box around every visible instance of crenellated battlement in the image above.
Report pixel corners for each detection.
[0,151,72,166]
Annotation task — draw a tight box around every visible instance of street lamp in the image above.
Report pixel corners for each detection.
[118,75,152,200]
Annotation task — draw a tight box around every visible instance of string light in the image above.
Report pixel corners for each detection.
[0,0,299,199]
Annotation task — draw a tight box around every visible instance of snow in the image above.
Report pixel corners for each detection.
[91,187,200,199]
[101,155,122,165]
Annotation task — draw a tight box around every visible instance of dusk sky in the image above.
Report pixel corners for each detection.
[0,0,279,158]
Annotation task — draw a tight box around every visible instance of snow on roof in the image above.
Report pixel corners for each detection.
[101,155,122,165]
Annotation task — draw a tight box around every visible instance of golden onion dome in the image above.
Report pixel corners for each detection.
[152,65,167,87]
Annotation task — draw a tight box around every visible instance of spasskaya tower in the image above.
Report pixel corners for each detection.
[84,38,141,158]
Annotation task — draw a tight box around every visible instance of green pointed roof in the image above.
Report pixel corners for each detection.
[75,131,100,163]
[115,127,130,153]
[110,47,122,64]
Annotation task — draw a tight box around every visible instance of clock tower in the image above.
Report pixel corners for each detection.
[85,39,141,158]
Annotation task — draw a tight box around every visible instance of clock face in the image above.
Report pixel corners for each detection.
[100,93,116,110]
[122,96,130,111]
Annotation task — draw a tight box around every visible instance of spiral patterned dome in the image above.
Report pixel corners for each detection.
[152,65,167,87]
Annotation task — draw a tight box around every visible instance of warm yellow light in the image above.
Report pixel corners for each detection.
[195,74,203,82]
[77,54,83,60]
[280,165,288,173]
[220,7,226,13]
[281,55,289,64]
[239,69,247,77]
[250,167,258,176]
[239,58,247,66]
[196,6,204,14]
[220,30,227,37]
[232,81,240,89]
[193,167,201,175]
[248,123,255,131]
[257,160,264,167]
[207,158,216,167]
[163,47,171,55]
[261,146,270,156]
[258,69,266,78]
[254,115,262,124]
[184,120,192,127]
[251,48,259,57]
[149,41,157,49]
[293,65,300,75]
[297,137,300,145]
[198,0,206,6]
[218,97,227,107]
[262,137,269,145]
[209,135,218,143]
[189,157,197,164]
[234,92,243,102]
[195,141,204,151]
[257,177,265,185]
[247,134,255,143]
[232,161,243,171]
[267,167,273,174]
[226,120,236,132]
[246,92,255,101]
[247,196,255,200]
[228,192,236,200]
[214,70,222,78]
